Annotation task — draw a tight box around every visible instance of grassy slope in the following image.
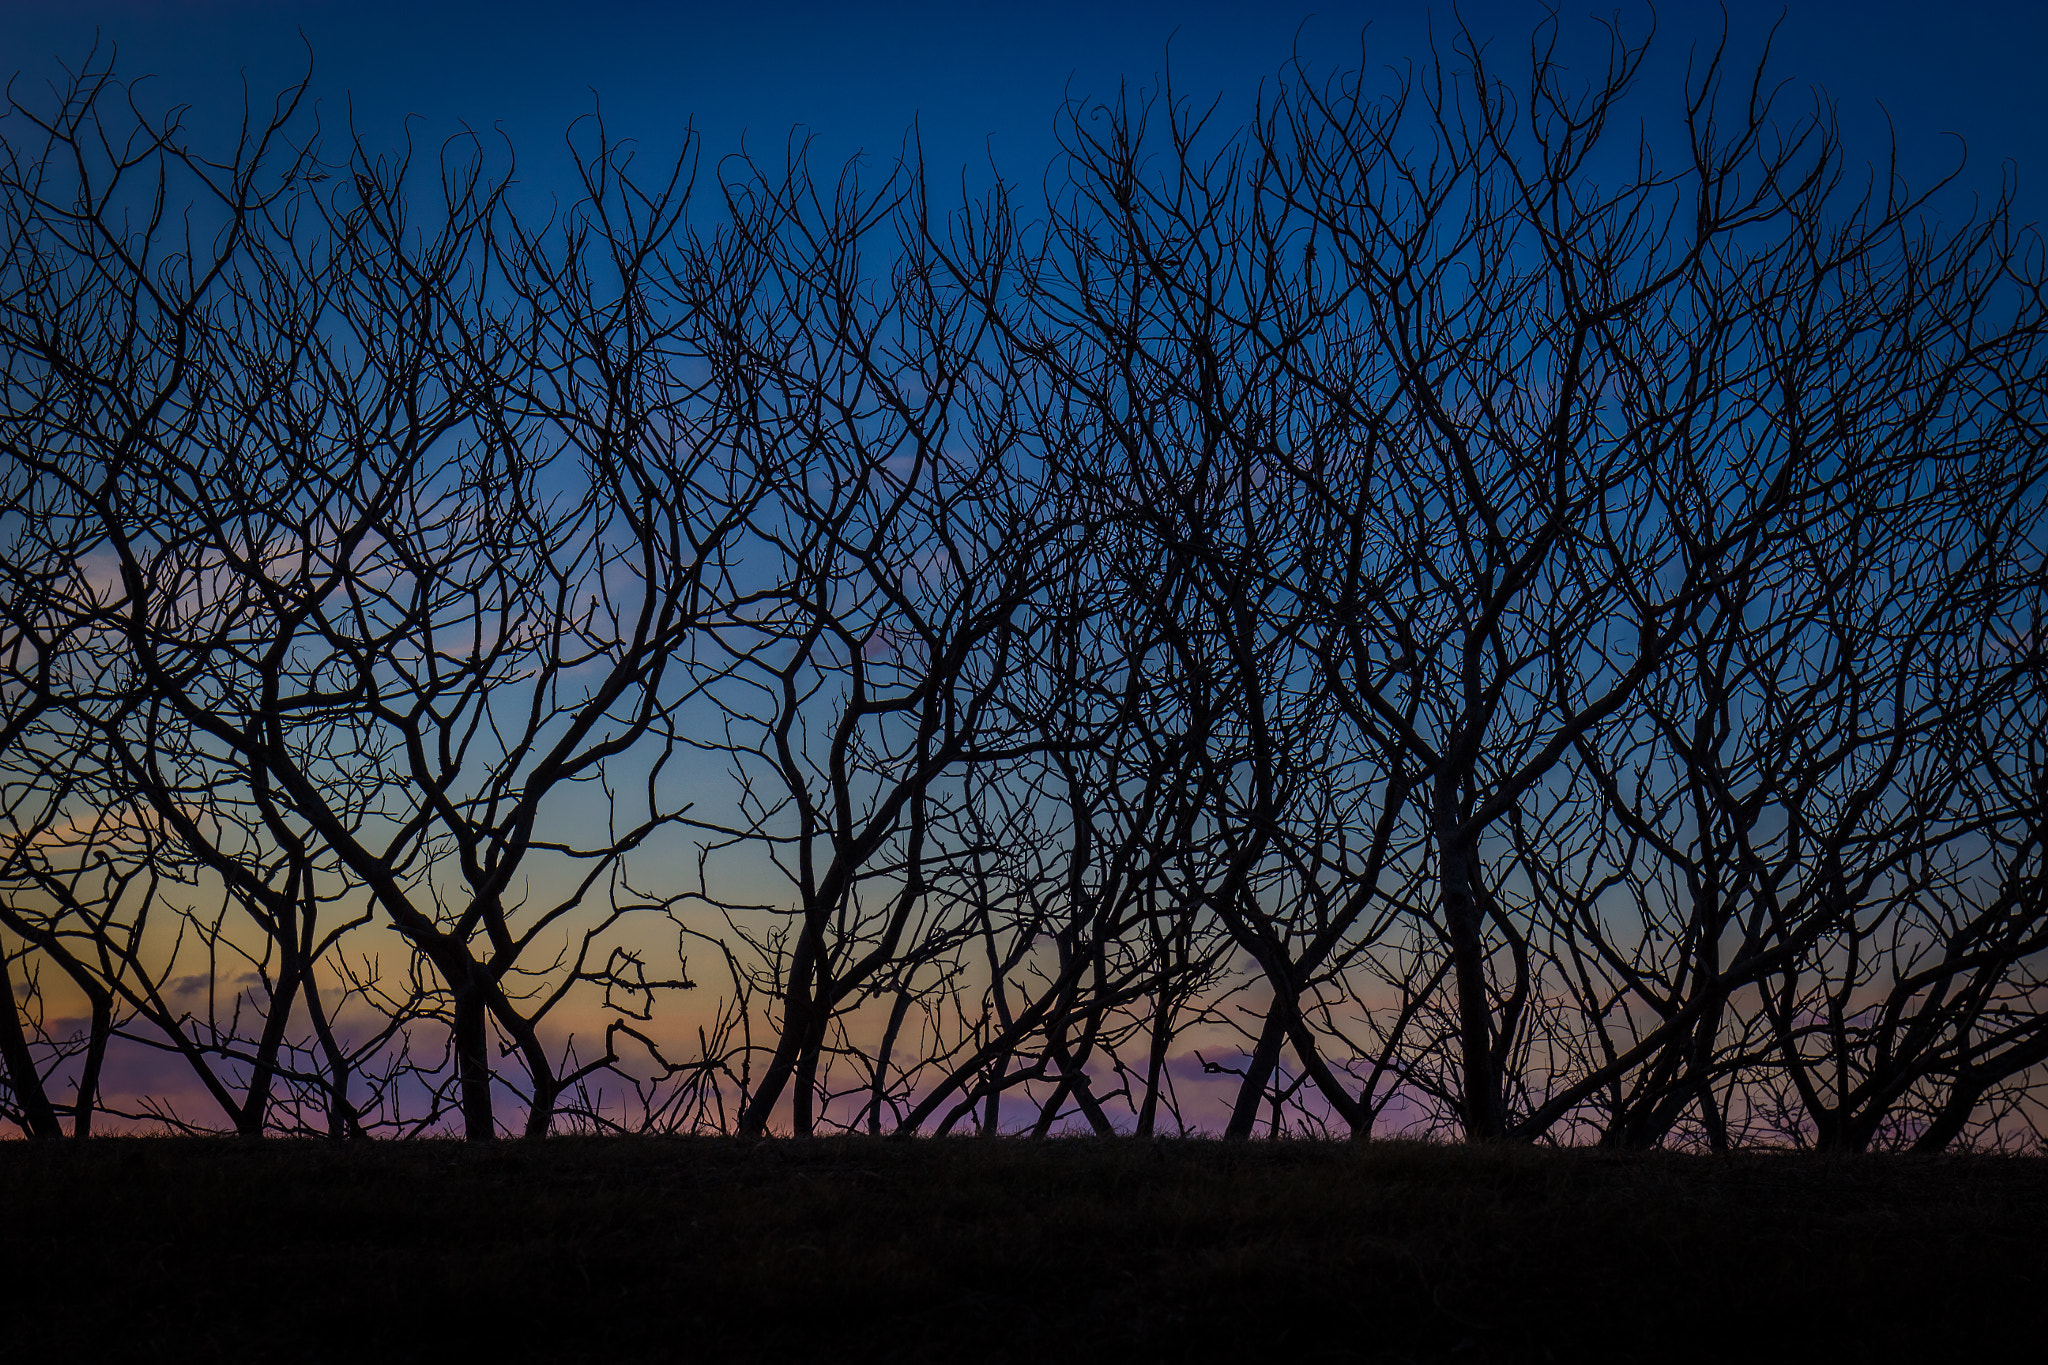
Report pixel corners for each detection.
[1,1137,2040,1363]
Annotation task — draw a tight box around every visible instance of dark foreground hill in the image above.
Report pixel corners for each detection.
[2,1136,2040,1362]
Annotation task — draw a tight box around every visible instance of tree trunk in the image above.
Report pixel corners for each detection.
[868,986,915,1136]
[452,975,495,1142]
[235,966,303,1138]
[0,946,61,1139]
[1134,974,1176,1139]
[738,926,822,1137]
[1223,1009,1287,1140]
[301,970,360,1140]
[68,975,111,1139]
[789,1016,822,1138]
[1442,834,1505,1141]
[1910,1077,1989,1154]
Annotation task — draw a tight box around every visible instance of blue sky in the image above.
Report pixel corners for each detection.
[3,1,2043,221]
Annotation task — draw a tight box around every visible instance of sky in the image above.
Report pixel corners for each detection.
[2,0,2044,225]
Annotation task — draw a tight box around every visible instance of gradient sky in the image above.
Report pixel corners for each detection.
[2,1,2043,223]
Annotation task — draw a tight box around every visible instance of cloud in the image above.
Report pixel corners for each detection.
[167,971,265,1001]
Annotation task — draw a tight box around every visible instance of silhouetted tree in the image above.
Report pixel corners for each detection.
[3,12,2041,1149]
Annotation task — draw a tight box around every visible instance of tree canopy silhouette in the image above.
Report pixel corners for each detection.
[3,14,2043,1147]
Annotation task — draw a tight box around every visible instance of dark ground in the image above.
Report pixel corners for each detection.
[1,1136,2040,1363]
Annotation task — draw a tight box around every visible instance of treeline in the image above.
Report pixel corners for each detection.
[3,20,2044,1148]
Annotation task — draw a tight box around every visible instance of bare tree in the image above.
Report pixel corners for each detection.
[3,16,2040,1149]
[1243,15,2044,1141]
[1,59,756,1139]
[669,139,1112,1137]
